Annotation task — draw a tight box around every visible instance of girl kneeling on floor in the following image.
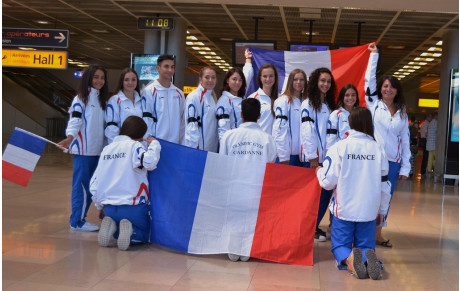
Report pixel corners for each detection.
[90,116,161,251]
[315,107,391,280]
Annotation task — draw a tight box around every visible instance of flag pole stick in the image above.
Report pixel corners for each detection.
[15,127,69,153]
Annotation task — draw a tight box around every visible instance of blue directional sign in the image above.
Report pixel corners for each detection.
[2,28,69,48]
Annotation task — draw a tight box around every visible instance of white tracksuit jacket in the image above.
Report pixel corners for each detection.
[219,122,277,163]
[300,100,331,163]
[65,88,105,156]
[141,79,185,144]
[243,62,277,135]
[316,130,392,222]
[105,90,142,144]
[248,88,276,135]
[272,95,301,162]
[326,107,351,153]
[216,90,243,141]
[184,85,218,152]
[90,135,161,211]
[365,52,411,176]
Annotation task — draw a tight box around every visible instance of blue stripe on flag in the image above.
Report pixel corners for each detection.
[247,48,286,97]
[149,139,207,252]
[8,129,47,156]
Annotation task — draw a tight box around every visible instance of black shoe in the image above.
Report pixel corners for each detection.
[314,227,326,242]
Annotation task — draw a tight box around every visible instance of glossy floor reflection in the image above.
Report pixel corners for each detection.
[3,146,459,290]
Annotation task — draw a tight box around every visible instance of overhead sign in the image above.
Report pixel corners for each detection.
[2,49,68,69]
[138,17,174,30]
[183,86,198,94]
[2,28,69,48]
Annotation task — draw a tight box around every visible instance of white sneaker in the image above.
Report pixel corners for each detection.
[117,219,133,251]
[240,256,250,262]
[70,222,99,232]
[98,217,117,247]
[228,254,240,261]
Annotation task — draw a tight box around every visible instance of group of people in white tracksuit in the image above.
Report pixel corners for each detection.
[58,43,410,276]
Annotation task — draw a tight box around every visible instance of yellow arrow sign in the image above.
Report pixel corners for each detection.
[2,49,67,69]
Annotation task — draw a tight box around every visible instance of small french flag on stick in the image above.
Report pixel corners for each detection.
[2,128,48,186]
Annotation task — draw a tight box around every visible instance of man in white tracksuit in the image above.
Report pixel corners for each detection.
[316,107,391,280]
[90,116,161,251]
[220,98,277,163]
[141,54,185,144]
[220,98,277,262]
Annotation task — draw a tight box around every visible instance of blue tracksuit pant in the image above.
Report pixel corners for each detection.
[331,216,376,269]
[303,161,333,227]
[382,161,401,226]
[69,155,99,228]
[104,204,151,244]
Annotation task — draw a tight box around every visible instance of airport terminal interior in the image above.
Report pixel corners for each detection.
[3,148,459,290]
[2,0,459,290]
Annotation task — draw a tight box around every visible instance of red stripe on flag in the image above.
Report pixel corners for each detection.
[2,160,33,187]
[331,44,370,107]
[251,164,321,265]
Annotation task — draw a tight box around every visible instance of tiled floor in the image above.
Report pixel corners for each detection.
[3,146,459,290]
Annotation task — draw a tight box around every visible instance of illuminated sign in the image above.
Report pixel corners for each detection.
[138,17,174,30]
[73,71,84,78]
[2,49,67,69]
[2,28,69,48]
[418,98,439,108]
[183,86,198,94]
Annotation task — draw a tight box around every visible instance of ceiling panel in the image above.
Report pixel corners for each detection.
[2,0,459,94]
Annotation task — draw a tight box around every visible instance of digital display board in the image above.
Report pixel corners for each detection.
[232,40,276,66]
[131,54,161,91]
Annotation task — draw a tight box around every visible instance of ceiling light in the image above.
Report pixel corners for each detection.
[91,29,109,33]
[187,35,198,40]
[204,56,212,59]
[18,47,36,50]
[302,31,319,36]
[428,47,442,52]
[186,42,205,46]
[36,20,49,24]
[403,65,421,70]
[192,46,201,50]
[387,45,405,49]
[409,62,427,66]
[421,52,441,57]
[415,57,434,62]
[436,40,443,46]
[210,59,217,62]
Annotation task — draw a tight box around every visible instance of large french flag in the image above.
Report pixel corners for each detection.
[248,44,371,105]
[149,140,321,265]
[3,128,47,186]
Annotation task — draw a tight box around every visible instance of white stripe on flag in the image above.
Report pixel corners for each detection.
[282,51,331,92]
[188,152,266,256]
[284,50,331,77]
[2,144,41,171]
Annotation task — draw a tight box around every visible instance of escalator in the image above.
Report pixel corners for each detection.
[3,67,75,115]
[3,67,76,137]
